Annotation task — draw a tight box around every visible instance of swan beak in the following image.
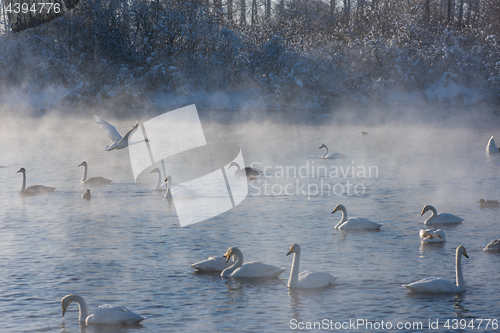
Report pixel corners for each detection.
[223,251,231,262]
[420,210,425,216]
[286,249,293,256]
[331,208,337,214]
[464,251,469,259]
[62,305,67,317]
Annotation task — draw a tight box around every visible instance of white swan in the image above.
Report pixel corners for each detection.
[331,204,382,230]
[486,136,500,154]
[191,256,232,273]
[483,240,500,252]
[17,168,55,196]
[221,247,286,278]
[478,199,499,208]
[93,115,139,151]
[78,162,112,185]
[319,144,346,159]
[82,189,91,200]
[419,228,446,243]
[403,245,469,293]
[421,205,463,225]
[164,176,195,199]
[286,244,338,289]
[228,162,262,177]
[61,294,145,325]
[150,168,166,191]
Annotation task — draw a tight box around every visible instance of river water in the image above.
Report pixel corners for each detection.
[0,109,499,332]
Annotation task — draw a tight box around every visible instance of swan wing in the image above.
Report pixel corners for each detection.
[86,304,145,325]
[25,185,56,194]
[338,218,382,230]
[403,278,462,293]
[487,136,498,154]
[170,186,195,198]
[230,262,286,278]
[296,271,338,289]
[83,177,113,185]
[191,256,232,273]
[434,213,463,224]
[93,115,122,144]
[326,153,347,159]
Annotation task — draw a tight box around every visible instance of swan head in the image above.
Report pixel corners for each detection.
[331,204,346,214]
[286,244,301,256]
[78,161,87,167]
[421,205,435,216]
[223,247,236,262]
[61,294,78,317]
[457,245,469,258]
[17,168,26,174]
[228,162,240,170]
[477,199,485,204]
[319,144,327,149]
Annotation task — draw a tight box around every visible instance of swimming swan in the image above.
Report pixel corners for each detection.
[17,168,55,196]
[486,136,500,154]
[228,162,262,177]
[93,115,139,151]
[483,240,500,253]
[82,189,91,200]
[478,199,499,208]
[191,256,233,273]
[286,244,338,289]
[403,245,468,293]
[150,168,166,191]
[61,294,145,325]
[221,247,286,278]
[331,204,382,230]
[419,228,446,243]
[78,162,112,185]
[421,205,463,225]
[319,144,346,159]
[164,176,195,199]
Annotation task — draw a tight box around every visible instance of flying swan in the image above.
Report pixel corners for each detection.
[221,247,286,278]
[319,144,347,159]
[421,205,463,225]
[228,162,262,177]
[61,294,145,325]
[286,244,338,289]
[78,162,112,185]
[331,204,382,230]
[486,136,500,154]
[17,168,55,196]
[403,245,469,293]
[419,228,446,243]
[93,115,139,151]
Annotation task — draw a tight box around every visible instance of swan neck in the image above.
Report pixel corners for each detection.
[72,295,90,322]
[288,251,301,287]
[429,207,437,217]
[221,250,243,277]
[322,146,328,158]
[334,208,347,229]
[81,164,88,182]
[456,250,465,289]
[20,171,26,191]
[154,170,162,190]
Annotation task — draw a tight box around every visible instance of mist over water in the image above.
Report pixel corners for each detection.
[1,108,500,332]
